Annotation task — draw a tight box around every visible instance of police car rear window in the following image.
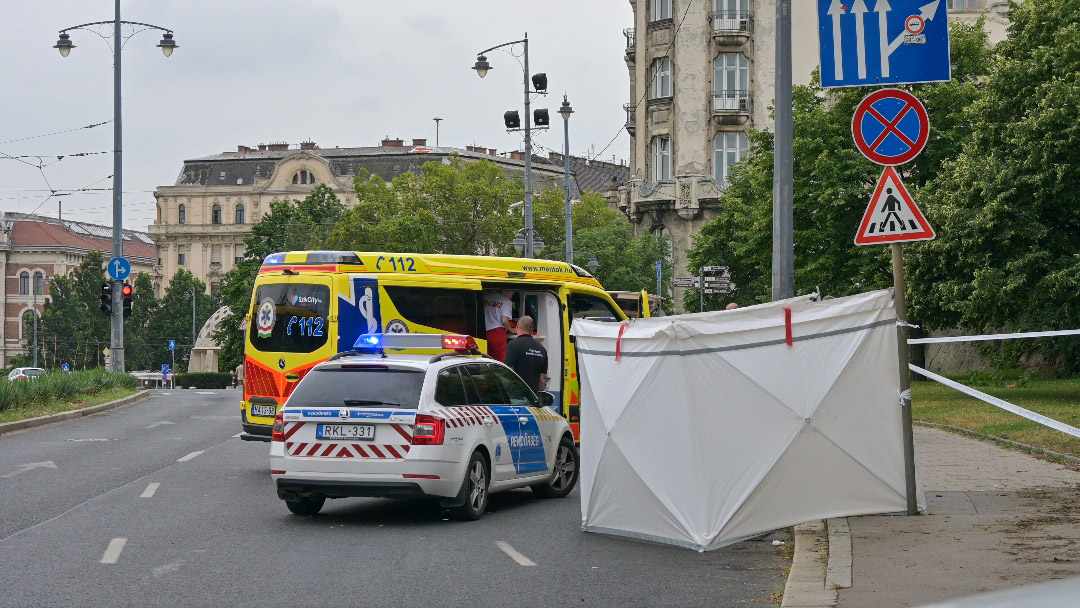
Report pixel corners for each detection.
[286,366,424,409]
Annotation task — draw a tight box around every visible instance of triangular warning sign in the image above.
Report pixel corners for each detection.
[854,166,936,246]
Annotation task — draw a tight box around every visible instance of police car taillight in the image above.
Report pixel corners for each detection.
[441,335,476,352]
[412,414,445,445]
[271,411,285,442]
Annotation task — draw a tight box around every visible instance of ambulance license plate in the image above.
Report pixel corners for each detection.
[250,403,275,417]
[316,424,376,440]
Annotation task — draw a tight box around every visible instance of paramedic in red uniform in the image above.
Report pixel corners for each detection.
[483,290,514,361]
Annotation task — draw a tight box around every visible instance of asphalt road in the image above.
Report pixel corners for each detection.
[0,389,789,608]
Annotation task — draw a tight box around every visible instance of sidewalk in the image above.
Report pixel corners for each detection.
[836,426,1080,608]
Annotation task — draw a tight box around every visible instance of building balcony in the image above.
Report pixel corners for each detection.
[623,103,636,136]
[712,91,752,123]
[623,28,635,63]
[710,11,752,42]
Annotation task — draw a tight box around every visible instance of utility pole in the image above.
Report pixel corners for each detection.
[772,0,794,300]
[433,117,443,147]
[559,95,574,264]
[191,287,197,350]
[109,0,125,372]
[521,34,535,259]
[32,287,39,368]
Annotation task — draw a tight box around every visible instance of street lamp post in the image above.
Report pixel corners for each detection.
[433,117,443,147]
[472,34,548,258]
[558,95,574,264]
[54,0,177,373]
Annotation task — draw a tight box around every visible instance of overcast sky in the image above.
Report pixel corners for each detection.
[0,1,632,230]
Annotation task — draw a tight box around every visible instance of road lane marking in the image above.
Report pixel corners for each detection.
[1,461,57,479]
[495,541,536,567]
[196,391,216,395]
[152,561,184,577]
[100,538,127,564]
[146,421,175,429]
[66,438,113,442]
[140,482,160,498]
[232,432,242,438]
[176,450,204,463]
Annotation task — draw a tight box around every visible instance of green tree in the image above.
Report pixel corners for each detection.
[150,269,213,372]
[686,20,993,311]
[38,250,110,369]
[328,160,522,255]
[122,272,161,370]
[908,0,1080,370]
[213,186,346,372]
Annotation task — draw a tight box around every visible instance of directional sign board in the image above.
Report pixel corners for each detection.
[107,256,132,281]
[673,277,700,288]
[852,88,929,166]
[854,166,935,245]
[818,0,951,88]
[702,266,729,274]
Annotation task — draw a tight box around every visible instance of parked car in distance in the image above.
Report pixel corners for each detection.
[7,367,46,382]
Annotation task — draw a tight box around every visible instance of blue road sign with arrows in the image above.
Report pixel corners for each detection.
[817,0,951,88]
[167,339,176,352]
[107,256,132,281]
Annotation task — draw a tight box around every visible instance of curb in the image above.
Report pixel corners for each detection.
[0,390,151,437]
[781,519,852,608]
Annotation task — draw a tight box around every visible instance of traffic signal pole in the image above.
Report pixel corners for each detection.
[109,0,125,373]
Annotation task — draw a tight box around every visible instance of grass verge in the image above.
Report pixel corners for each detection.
[912,376,1080,458]
[0,369,138,425]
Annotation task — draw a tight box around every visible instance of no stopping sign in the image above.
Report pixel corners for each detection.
[851,88,930,166]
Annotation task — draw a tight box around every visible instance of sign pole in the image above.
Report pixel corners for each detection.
[891,243,918,515]
[699,274,704,313]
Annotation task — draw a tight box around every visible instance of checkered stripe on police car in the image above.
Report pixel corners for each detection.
[433,406,496,428]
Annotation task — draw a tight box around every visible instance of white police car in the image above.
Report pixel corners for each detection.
[269,334,578,520]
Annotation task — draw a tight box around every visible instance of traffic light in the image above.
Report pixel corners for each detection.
[504,110,521,129]
[100,282,112,315]
[121,282,133,317]
[533,108,550,127]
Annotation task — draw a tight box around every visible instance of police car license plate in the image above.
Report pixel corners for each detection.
[250,403,275,417]
[316,424,376,440]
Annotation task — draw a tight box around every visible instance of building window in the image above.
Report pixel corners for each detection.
[234,204,245,224]
[947,0,981,9]
[713,131,749,187]
[650,0,673,21]
[211,244,222,263]
[210,282,221,301]
[211,204,222,225]
[650,57,672,99]
[292,169,316,185]
[178,204,186,225]
[713,0,750,30]
[713,52,749,108]
[178,249,187,266]
[33,271,45,295]
[650,136,672,182]
[19,271,30,295]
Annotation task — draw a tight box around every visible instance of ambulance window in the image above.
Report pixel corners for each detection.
[384,286,484,338]
[462,363,510,405]
[569,294,621,324]
[490,365,539,406]
[435,366,469,407]
[249,283,330,353]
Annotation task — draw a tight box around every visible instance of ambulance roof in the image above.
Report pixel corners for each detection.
[259,250,604,288]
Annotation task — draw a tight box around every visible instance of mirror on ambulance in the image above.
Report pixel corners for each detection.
[538,391,556,408]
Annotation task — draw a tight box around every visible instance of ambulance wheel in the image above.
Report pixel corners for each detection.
[452,451,490,521]
[532,435,578,498]
[285,496,325,516]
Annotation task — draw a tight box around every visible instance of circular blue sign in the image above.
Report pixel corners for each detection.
[107,256,132,281]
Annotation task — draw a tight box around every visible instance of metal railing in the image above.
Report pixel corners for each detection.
[712,90,751,113]
[710,11,751,35]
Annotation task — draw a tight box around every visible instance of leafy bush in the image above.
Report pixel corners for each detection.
[173,372,233,389]
[0,368,136,413]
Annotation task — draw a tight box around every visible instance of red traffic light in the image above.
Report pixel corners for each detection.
[121,283,134,298]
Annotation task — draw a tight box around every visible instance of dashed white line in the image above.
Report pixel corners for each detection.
[196,391,216,395]
[495,541,536,567]
[145,420,175,429]
[100,538,127,564]
[176,450,204,463]
[152,560,184,577]
[139,482,160,498]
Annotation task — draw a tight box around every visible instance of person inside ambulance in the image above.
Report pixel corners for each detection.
[483,290,514,361]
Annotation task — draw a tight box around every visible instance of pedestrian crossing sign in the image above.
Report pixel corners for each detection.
[854,166,935,245]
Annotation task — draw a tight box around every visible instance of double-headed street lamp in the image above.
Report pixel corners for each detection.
[54,1,177,373]
[472,34,549,259]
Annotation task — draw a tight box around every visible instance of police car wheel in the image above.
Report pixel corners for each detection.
[285,496,325,516]
[532,435,578,498]
[451,451,489,521]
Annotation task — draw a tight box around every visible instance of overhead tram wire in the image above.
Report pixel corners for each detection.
[0,120,111,146]
[586,0,696,164]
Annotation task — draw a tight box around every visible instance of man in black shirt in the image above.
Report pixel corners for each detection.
[504,316,548,393]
